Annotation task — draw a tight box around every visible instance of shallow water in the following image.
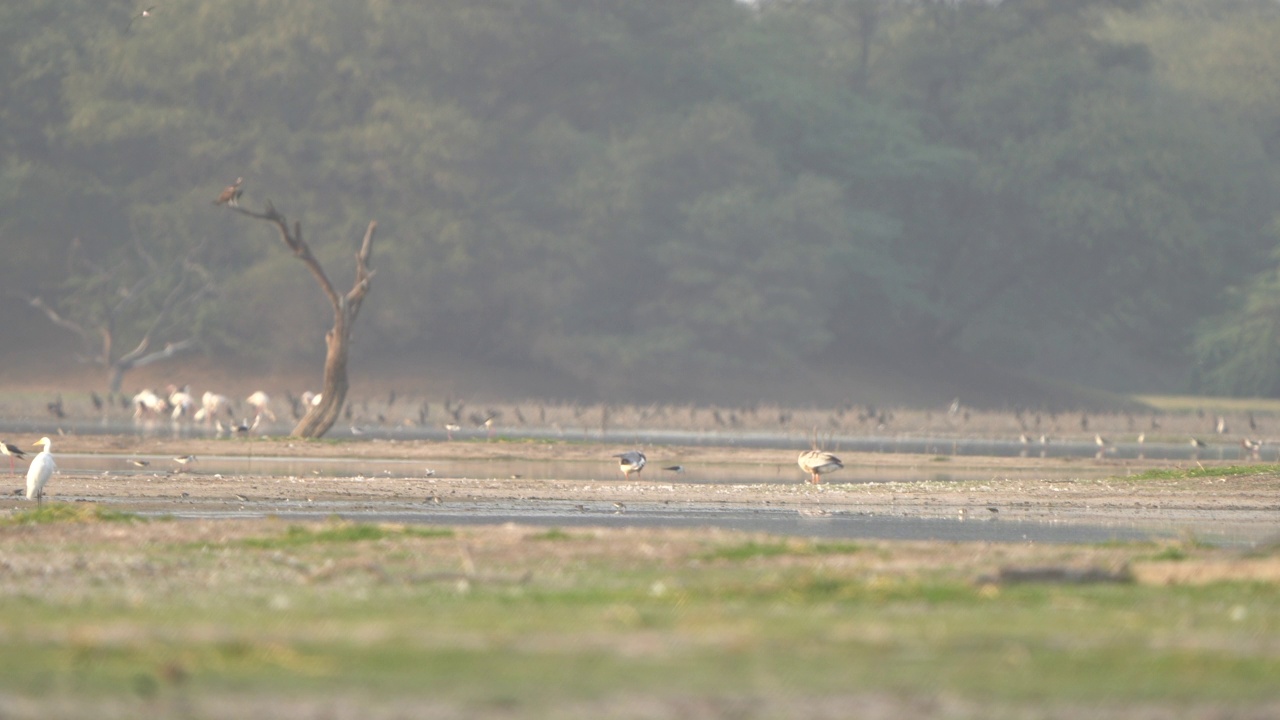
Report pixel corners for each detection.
[51,452,1130,486]
[3,419,1267,463]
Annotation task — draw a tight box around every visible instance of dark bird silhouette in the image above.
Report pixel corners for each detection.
[213,177,244,207]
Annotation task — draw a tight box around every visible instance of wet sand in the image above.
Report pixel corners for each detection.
[6,436,1277,545]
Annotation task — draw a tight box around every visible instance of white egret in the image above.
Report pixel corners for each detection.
[26,437,56,503]
[797,450,842,484]
[612,450,647,479]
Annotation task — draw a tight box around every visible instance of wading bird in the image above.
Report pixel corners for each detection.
[26,437,56,503]
[612,450,646,479]
[1,441,25,474]
[797,450,842,484]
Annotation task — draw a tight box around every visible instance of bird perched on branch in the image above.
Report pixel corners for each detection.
[798,450,842,484]
[126,6,154,33]
[213,177,244,207]
[612,450,646,479]
[26,437,56,503]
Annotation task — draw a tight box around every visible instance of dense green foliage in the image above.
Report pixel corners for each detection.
[3,0,1279,397]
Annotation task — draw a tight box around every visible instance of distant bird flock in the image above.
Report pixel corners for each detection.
[4,386,1276,503]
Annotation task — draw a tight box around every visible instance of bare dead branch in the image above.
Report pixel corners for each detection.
[20,294,92,344]
[224,199,376,438]
[123,338,198,370]
[228,203,341,310]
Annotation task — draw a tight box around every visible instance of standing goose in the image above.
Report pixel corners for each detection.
[612,450,646,479]
[26,437,56,503]
[798,450,842,484]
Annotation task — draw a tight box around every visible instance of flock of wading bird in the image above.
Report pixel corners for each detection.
[5,387,1278,504]
[23,385,1280,454]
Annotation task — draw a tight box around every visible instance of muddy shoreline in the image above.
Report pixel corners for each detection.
[4,436,1275,545]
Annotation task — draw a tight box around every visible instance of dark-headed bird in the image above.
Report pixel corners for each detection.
[612,450,646,479]
[1,441,26,474]
[798,450,842,484]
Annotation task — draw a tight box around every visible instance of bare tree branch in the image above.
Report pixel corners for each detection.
[19,294,93,345]
[226,201,376,438]
[229,203,341,310]
[17,232,219,392]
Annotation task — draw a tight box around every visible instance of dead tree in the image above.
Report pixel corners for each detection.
[229,200,376,438]
[17,237,213,394]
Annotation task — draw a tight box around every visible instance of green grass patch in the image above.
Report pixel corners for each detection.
[701,539,862,561]
[2,503,144,526]
[236,522,453,549]
[529,528,576,541]
[1121,464,1280,481]
[0,521,1277,715]
[1136,394,1280,414]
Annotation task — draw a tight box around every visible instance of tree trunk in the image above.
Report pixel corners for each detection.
[293,304,353,437]
[228,201,376,439]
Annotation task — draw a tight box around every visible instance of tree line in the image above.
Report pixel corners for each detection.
[2,0,1279,398]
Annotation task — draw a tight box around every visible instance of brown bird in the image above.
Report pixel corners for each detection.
[213,177,244,207]
[798,450,842,484]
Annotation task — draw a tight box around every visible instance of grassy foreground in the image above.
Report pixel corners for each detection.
[0,505,1276,719]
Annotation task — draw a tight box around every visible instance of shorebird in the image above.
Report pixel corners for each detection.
[173,455,197,470]
[246,390,276,421]
[612,450,646,479]
[798,450,842,484]
[1,441,25,474]
[213,177,244,207]
[26,437,56,503]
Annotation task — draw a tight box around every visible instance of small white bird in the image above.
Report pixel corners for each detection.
[26,437,56,503]
[612,450,647,479]
[126,6,155,34]
[798,450,842,484]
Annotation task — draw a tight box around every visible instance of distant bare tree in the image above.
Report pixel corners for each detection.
[17,235,215,394]
[227,200,376,438]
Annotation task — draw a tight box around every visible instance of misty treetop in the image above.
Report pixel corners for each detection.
[2,0,1279,397]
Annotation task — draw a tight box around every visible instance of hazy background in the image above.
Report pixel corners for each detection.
[3,0,1279,408]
